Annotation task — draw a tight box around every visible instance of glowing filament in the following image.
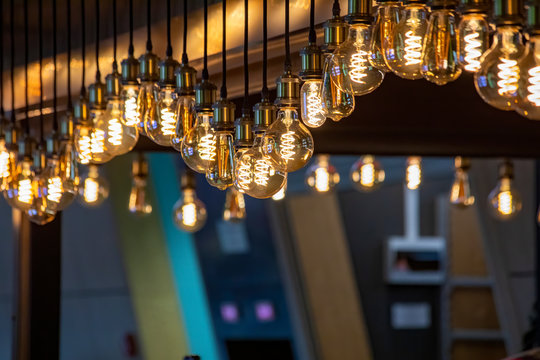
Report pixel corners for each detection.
[18,179,33,204]
[463,32,482,72]
[182,203,197,227]
[77,136,92,165]
[280,131,296,161]
[91,129,106,155]
[84,178,99,203]
[404,31,422,66]
[527,66,540,106]
[108,118,123,146]
[236,158,252,191]
[47,177,63,203]
[360,163,375,187]
[497,190,513,215]
[0,151,9,178]
[160,108,177,136]
[497,58,519,96]
[305,82,324,126]
[124,96,139,127]
[314,168,330,193]
[406,163,421,190]
[198,134,216,162]
[254,159,271,187]
[349,50,369,84]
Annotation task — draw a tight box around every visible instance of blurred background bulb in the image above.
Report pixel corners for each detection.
[147,88,179,146]
[138,82,160,136]
[350,155,385,192]
[128,155,152,216]
[370,1,401,72]
[27,158,56,226]
[300,80,326,128]
[305,155,340,193]
[103,99,138,156]
[206,131,235,190]
[263,108,314,172]
[223,187,246,222]
[475,25,525,110]
[121,84,142,127]
[488,160,522,220]
[406,156,422,190]
[172,95,196,151]
[449,156,475,208]
[321,53,355,121]
[458,13,490,73]
[421,7,462,85]
[78,164,110,207]
[173,173,207,233]
[386,1,429,79]
[337,23,385,95]
[515,33,540,119]
[181,111,216,174]
[272,180,287,201]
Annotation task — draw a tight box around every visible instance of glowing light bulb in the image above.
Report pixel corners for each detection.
[27,158,56,226]
[305,155,340,193]
[121,85,142,127]
[406,156,422,190]
[223,187,246,222]
[138,82,160,136]
[262,108,314,173]
[370,1,401,72]
[181,112,216,174]
[300,80,326,128]
[78,164,109,207]
[89,107,116,164]
[173,181,207,233]
[43,149,76,212]
[321,53,355,121]
[145,88,178,146]
[172,95,196,151]
[206,131,235,190]
[458,13,490,73]
[13,159,35,210]
[386,1,429,80]
[475,25,525,110]
[129,176,152,216]
[102,99,139,156]
[350,155,385,192]
[336,23,385,95]
[488,160,522,220]
[515,34,540,119]
[272,180,287,201]
[449,157,475,208]
[421,7,462,85]
[0,137,16,191]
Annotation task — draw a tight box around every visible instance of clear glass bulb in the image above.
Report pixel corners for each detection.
[181,112,216,174]
[370,2,401,72]
[2,150,22,208]
[337,24,385,96]
[233,134,287,199]
[488,173,522,221]
[0,137,17,191]
[78,164,109,207]
[206,131,235,190]
[300,80,326,128]
[223,187,246,222]
[172,95,196,151]
[449,158,475,208]
[137,82,159,136]
[53,140,79,210]
[458,13,490,73]
[89,109,115,164]
[262,108,314,173]
[386,2,429,79]
[44,156,67,212]
[475,26,525,110]
[305,154,340,193]
[421,8,461,85]
[515,35,540,120]
[121,84,143,127]
[350,155,385,192]
[129,175,153,216]
[102,99,139,156]
[146,88,179,146]
[406,156,422,190]
[172,188,207,233]
[74,122,94,165]
[26,169,56,225]
[321,53,355,121]
[272,180,287,201]
[7,158,35,211]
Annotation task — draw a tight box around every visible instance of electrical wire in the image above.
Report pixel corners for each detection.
[95,0,100,80]
[146,0,152,51]
[333,0,341,17]
[203,0,208,80]
[128,0,134,56]
[53,0,58,131]
[221,0,227,99]
[182,0,188,64]
[284,0,291,72]
[10,0,15,123]
[262,0,268,100]
[113,0,117,70]
[67,0,72,109]
[309,0,316,43]
[0,0,4,117]
[24,0,29,135]
[242,0,249,113]
[166,0,172,57]
[81,0,86,94]
[39,0,43,143]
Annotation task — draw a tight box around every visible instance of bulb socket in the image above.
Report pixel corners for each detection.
[253,99,277,132]
[454,156,471,170]
[461,0,491,12]
[132,154,149,178]
[345,0,372,24]
[181,170,197,190]
[175,63,198,95]
[430,0,459,9]
[46,135,60,157]
[234,113,254,148]
[275,70,301,108]
[494,0,525,25]
[59,111,75,141]
[322,16,349,52]
[499,159,515,179]
[74,94,90,124]
[138,51,160,82]
[195,79,217,113]
[299,43,323,80]
[158,56,180,88]
[33,145,47,172]
[212,98,236,131]
[121,55,140,85]
[105,70,122,100]
[19,137,36,161]
[5,124,20,149]
[89,80,107,110]
[527,1,540,31]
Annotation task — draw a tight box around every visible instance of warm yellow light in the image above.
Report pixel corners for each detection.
[107,117,123,146]
[83,177,99,204]
[47,177,64,203]
[497,190,513,216]
[182,203,197,227]
[497,58,519,96]
[18,179,33,205]
[272,184,286,201]
[406,156,422,190]
[314,167,330,193]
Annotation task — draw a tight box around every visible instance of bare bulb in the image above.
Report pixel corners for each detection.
[223,187,246,222]
[449,157,475,208]
[350,155,385,192]
[129,176,152,216]
[206,131,235,190]
[305,155,340,193]
[321,53,355,121]
[475,25,525,110]
[26,170,56,225]
[262,108,314,173]
[181,112,216,174]
[370,1,401,72]
[138,82,160,136]
[121,84,143,127]
[458,13,490,73]
[78,164,109,207]
[515,35,540,119]
[172,95,196,151]
[88,108,115,164]
[173,187,207,233]
[300,80,326,128]
[102,99,139,156]
[406,156,422,190]
[0,136,17,192]
[147,88,179,146]
[488,161,522,220]
[421,8,462,85]
[5,157,35,211]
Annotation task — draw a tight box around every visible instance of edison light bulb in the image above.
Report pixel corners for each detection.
[458,13,490,73]
[138,82,159,136]
[300,80,326,128]
[263,108,314,173]
[78,164,109,207]
[305,155,340,193]
[321,53,355,121]
[181,112,216,174]
[336,23,385,95]
[515,34,540,119]
[387,1,429,79]
[27,151,56,226]
[44,152,68,212]
[102,98,138,156]
[0,136,16,191]
[223,187,246,222]
[89,107,116,164]
[129,175,152,216]
[475,26,525,110]
[449,157,475,208]
[10,157,35,211]
[173,185,207,233]
[421,7,461,85]
[74,95,94,165]
[272,180,287,201]
[406,156,422,190]
[146,88,178,146]
[370,1,401,72]
[488,161,522,220]
[172,95,196,151]
[121,84,142,127]
[350,155,385,192]
[206,131,235,190]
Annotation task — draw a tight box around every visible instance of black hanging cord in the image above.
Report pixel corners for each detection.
[202,0,208,80]
[333,0,340,16]
[24,0,29,135]
[262,0,268,99]
[284,0,291,72]
[39,0,43,143]
[166,0,172,57]
[182,0,188,64]
[67,0,72,109]
[146,0,152,51]
[81,0,86,94]
[53,0,58,131]
[0,0,4,117]
[9,0,15,123]
[221,0,227,99]
[95,0,100,80]
[113,0,118,70]
[242,0,248,113]
[309,0,316,43]
[128,0,134,56]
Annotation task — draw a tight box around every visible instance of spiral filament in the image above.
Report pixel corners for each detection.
[349,50,369,84]
[497,58,519,96]
[182,203,197,227]
[18,179,33,205]
[254,159,271,187]
[0,151,9,178]
[463,32,482,72]
[198,134,216,162]
[527,66,540,106]
[305,83,324,125]
[404,31,422,66]
[236,158,252,191]
[280,131,296,161]
[314,167,330,192]
[83,177,99,204]
[360,163,375,187]
[124,96,140,127]
[47,177,63,203]
[497,190,513,216]
[108,118,123,146]
[91,129,106,155]
[160,108,177,136]
[77,136,92,165]
[406,161,421,190]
